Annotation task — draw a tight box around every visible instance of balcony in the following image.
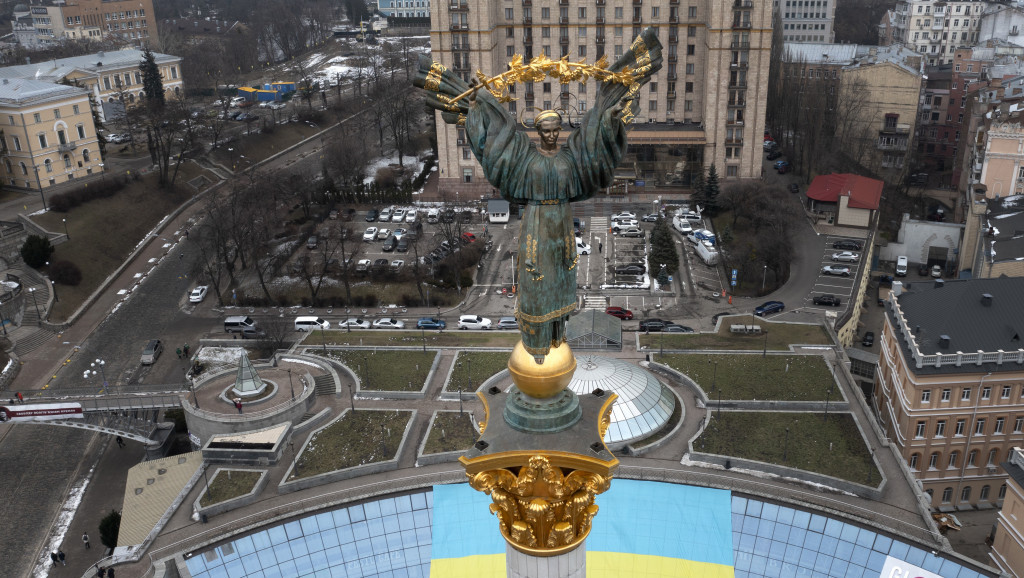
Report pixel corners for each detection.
[633,14,642,23]
[522,0,531,4]
[558,0,568,4]
[670,0,679,4]
[596,0,605,4]
[669,15,679,23]
[666,91,676,99]
[668,54,678,62]
[560,92,570,100]
[733,21,752,29]
[932,20,945,30]
[595,34,606,43]
[729,100,746,107]
[879,123,910,135]
[560,36,569,45]
[729,82,747,88]
[633,0,642,4]
[730,61,748,69]
[449,2,468,11]
[727,119,745,126]
[731,41,750,49]
[669,33,678,42]
[734,0,752,6]
[559,16,569,24]
[725,138,743,145]
[450,23,468,30]
[522,16,532,24]
[596,17,605,24]
[523,35,532,44]
[58,141,76,152]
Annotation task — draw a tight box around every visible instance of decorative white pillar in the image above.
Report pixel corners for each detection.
[506,540,586,578]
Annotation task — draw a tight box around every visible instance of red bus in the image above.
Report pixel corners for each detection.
[0,403,83,422]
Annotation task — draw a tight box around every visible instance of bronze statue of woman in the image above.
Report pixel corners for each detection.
[416,29,662,363]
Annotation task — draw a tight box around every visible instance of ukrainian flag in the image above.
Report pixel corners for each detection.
[431,479,734,577]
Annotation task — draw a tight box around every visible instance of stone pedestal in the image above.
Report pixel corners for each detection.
[506,540,586,578]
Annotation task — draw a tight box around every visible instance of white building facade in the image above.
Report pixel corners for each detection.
[882,0,986,66]
[772,0,835,43]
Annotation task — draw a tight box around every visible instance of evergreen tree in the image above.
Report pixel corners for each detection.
[139,48,165,113]
[690,168,706,211]
[704,163,721,215]
[99,510,121,549]
[20,235,54,269]
[647,218,679,275]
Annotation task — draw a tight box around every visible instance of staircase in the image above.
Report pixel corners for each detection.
[582,295,607,311]
[296,411,318,425]
[12,272,57,356]
[313,373,337,395]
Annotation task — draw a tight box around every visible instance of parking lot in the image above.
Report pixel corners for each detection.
[798,235,866,315]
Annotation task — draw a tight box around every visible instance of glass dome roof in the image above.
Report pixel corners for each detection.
[566,356,675,446]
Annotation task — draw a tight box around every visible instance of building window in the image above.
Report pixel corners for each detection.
[82,150,90,162]
[988,449,998,466]
[929,452,940,469]
[685,82,693,93]
[12,137,20,151]
[463,148,471,160]
[505,8,513,20]
[921,390,931,403]
[968,450,978,467]
[995,417,1005,434]
[38,135,47,148]
[982,387,991,400]
[941,487,953,503]
[62,154,70,168]
[33,113,41,123]
[962,387,971,401]
[72,105,79,115]
[615,7,623,19]
[960,486,971,502]
[915,421,926,438]
[935,421,946,437]
[1015,416,1023,433]
[578,7,586,18]
[648,100,657,112]
[909,453,919,470]
[1003,386,1012,399]
[687,44,695,55]
[170,67,178,80]
[688,6,696,18]
[53,108,60,119]
[1000,484,1008,499]
[18,162,26,175]
[7,115,13,125]
[975,418,985,435]
[462,168,472,183]
[726,166,738,177]
[941,388,951,401]
[955,419,965,436]
[980,485,991,501]
[948,451,958,468]
[44,159,52,173]
[104,77,111,90]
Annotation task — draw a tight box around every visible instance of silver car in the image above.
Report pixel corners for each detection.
[831,252,859,263]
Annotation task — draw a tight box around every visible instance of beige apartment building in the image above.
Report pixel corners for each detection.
[428,0,772,196]
[0,78,103,190]
[992,447,1024,576]
[11,0,158,50]
[874,276,1024,511]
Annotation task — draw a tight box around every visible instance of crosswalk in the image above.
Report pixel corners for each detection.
[582,295,607,310]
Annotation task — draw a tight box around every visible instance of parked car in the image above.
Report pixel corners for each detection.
[390,260,404,272]
[140,339,163,365]
[641,214,660,222]
[831,252,859,263]
[679,210,702,222]
[862,331,875,347]
[832,239,863,251]
[458,315,492,330]
[497,316,518,330]
[789,183,799,194]
[931,264,942,278]
[763,139,777,150]
[918,263,929,276]
[774,160,789,170]
[396,238,409,252]
[576,238,591,255]
[340,318,371,329]
[391,208,406,222]
[328,209,339,220]
[813,294,842,307]
[417,317,447,330]
[373,317,406,329]
[363,227,378,242]
[376,228,391,240]
[877,274,894,287]
[382,236,397,252]
[687,229,717,245]
[378,207,393,222]
[405,209,418,223]
[461,232,477,244]
[611,212,637,221]
[618,227,644,238]
[639,318,670,332]
[306,235,318,249]
[189,285,208,303]
[355,259,371,273]
[821,265,852,277]
[766,149,782,160]
[573,217,586,235]
[605,306,634,320]
[663,324,695,333]
[896,255,908,276]
[365,209,379,222]
[372,258,389,272]
[614,264,646,275]
[754,301,785,316]
[611,219,639,231]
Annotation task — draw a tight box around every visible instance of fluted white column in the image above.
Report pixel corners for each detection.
[506,541,586,578]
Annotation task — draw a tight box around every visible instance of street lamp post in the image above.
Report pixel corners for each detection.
[783,427,790,462]
[288,368,295,400]
[364,355,371,390]
[189,375,199,408]
[421,327,426,352]
[459,386,464,415]
[32,165,47,211]
[762,330,768,358]
[28,287,40,322]
[290,441,300,476]
[92,358,107,387]
[320,324,327,353]
[62,218,69,240]
[761,265,767,292]
[824,382,833,422]
[202,464,212,500]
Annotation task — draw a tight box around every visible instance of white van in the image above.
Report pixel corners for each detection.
[895,256,908,277]
[696,239,719,266]
[295,316,330,332]
[426,208,440,223]
[224,316,256,333]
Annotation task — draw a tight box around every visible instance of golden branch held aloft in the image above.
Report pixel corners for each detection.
[446,54,641,105]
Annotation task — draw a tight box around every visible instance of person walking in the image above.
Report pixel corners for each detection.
[598,240,602,254]
[82,532,90,549]
[96,566,106,577]
[183,343,190,357]
[58,549,66,565]
[107,567,115,578]
[234,398,243,414]
[175,348,182,359]
[50,552,59,566]
[116,436,125,449]
[16,391,23,403]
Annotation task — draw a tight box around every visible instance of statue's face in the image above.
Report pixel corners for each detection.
[536,118,560,149]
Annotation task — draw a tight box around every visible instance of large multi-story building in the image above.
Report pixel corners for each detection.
[874,276,1024,510]
[378,0,431,18]
[427,0,772,196]
[10,0,158,50]
[993,447,1024,575]
[772,0,835,43]
[880,0,985,67]
[0,78,103,190]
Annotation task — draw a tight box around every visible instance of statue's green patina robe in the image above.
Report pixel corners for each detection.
[414,29,662,360]
[464,95,624,357]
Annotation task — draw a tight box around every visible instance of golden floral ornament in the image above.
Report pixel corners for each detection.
[467,455,612,555]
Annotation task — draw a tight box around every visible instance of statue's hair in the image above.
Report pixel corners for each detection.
[534,110,562,128]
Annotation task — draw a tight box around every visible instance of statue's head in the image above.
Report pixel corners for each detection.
[534,110,562,149]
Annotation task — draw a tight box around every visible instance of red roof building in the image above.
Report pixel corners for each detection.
[805,173,883,228]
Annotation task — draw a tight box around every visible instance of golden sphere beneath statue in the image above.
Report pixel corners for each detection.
[507,341,576,399]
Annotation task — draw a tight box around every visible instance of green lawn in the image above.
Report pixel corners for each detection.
[658,354,836,400]
[696,412,879,484]
[445,352,509,393]
[318,350,435,391]
[639,320,831,351]
[423,411,477,454]
[198,470,262,507]
[304,329,521,349]
[290,410,411,480]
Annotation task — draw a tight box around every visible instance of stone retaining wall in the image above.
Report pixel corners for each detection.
[193,468,270,518]
[415,410,477,467]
